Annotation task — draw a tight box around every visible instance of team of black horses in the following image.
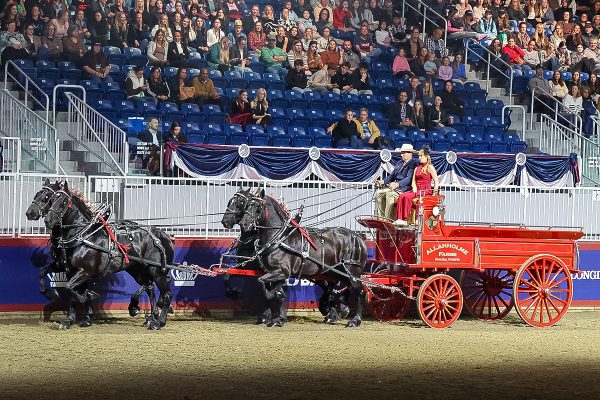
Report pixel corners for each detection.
[27,181,369,329]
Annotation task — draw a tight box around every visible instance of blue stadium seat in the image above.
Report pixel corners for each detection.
[433,138,452,152]
[208,112,228,125]
[224,124,244,134]
[183,122,201,134]
[246,124,265,135]
[306,109,324,119]
[510,140,528,153]
[104,46,125,65]
[187,112,206,124]
[313,134,332,148]
[201,122,223,135]
[229,132,250,145]
[472,141,491,153]
[453,140,472,152]
[159,101,179,114]
[181,103,201,115]
[291,117,311,128]
[267,125,286,136]
[203,104,222,113]
[249,132,271,146]
[468,123,486,138]
[271,131,292,147]
[288,107,306,120]
[490,142,511,153]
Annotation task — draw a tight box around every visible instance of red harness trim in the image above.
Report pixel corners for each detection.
[290,219,318,251]
[97,215,130,264]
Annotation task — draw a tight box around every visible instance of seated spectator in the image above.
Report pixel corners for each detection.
[242,4,262,34]
[25,6,46,37]
[332,61,354,94]
[348,0,367,30]
[81,41,113,82]
[229,89,254,126]
[447,9,481,42]
[250,88,272,126]
[207,17,226,48]
[392,48,413,77]
[532,23,549,49]
[279,8,295,32]
[426,95,450,130]
[407,77,423,106]
[422,80,435,106]
[138,117,161,147]
[404,26,425,59]
[286,59,310,92]
[316,26,339,53]
[327,108,361,148]
[228,19,248,48]
[549,70,568,100]
[287,39,308,71]
[439,80,464,117]
[260,32,288,79]
[307,65,337,93]
[147,66,171,103]
[0,19,29,67]
[306,40,323,73]
[314,7,333,35]
[281,1,298,21]
[169,67,197,105]
[89,11,110,46]
[375,20,393,48]
[112,0,130,21]
[110,12,129,50]
[340,39,360,71]
[209,37,232,72]
[41,22,63,61]
[412,100,428,130]
[528,64,554,113]
[168,30,190,68]
[320,39,342,69]
[550,25,565,49]
[508,0,526,25]
[191,67,224,107]
[129,12,150,52]
[387,91,415,129]
[300,27,316,51]
[191,17,209,54]
[248,21,267,53]
[355,107,382,149]
[437,56,453,81]
[333,0,353,32]
[566,24,583,51]
[478,10,497,44]
[523,40,542,67]
[274,26,289,53]
[496,9,512,40]
[503,37,528,72]
[288,25,302,45]
[450,54,467,81]
[229,36,252,73]
[563,84,583,115]
[582,87,596,136]
[556,9,574,35]
[354,24,381,64]
[62,27,85,65]
[147,29,169,67]
[298,9,318,35]
[23,24,41,59]
[410,47,430,77]
[350,61,373,95]
[151,14,173,43]
[125,66,149,101]
[425,28,448,59]
[540,43,559,71]
[584,73,600,100]
[423,52,438,79]
[262,5,277,34]
[455,0,473,18]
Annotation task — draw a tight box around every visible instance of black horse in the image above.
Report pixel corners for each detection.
[221,189,351,325]
[25,179,158,328]
[43,182,174,330]
[237,190,368,327]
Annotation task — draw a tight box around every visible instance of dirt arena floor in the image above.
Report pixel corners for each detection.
[1,309,600,400]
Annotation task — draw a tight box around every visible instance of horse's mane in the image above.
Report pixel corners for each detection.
[69,188,94,219]
[266,195,290,220]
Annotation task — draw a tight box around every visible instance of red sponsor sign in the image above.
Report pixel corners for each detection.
[421,241,475,264]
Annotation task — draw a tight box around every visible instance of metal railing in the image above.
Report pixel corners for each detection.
[0,137,21,174]
[502,105,526,139]
[3,60,50,122]
[52,84,86,124]
[464,39,514,104]
[65,93,127,176]
[401,1,448,44]
[0,173,88,236]
[0,89,57,173]
[530,86,582,133]
[1,174,599,240]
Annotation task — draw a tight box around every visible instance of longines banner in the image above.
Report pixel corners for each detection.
[0,238,599,312]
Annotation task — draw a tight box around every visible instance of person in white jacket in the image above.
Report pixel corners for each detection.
[206,18,226,48]
[125,67,149,101]
[563,84,583,115]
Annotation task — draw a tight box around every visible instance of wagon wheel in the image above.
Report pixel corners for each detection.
[365,264,411,322]
[460,269,514,320]
[513,255,573,328]
[417,274,463,329]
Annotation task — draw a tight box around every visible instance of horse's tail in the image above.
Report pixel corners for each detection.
[151,227,174,265]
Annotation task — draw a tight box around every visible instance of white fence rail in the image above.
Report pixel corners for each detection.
[65,93,127,176]
[0,137,21,173]
[0,90,57,173]
[541,114,600,186]
[1,174,599,241]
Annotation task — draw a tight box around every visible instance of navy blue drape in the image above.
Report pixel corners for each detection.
[453,155,516,183]
[525,155,574,183]
[318,151,383,181]
[175,145,240,176]
[245,150,311,180]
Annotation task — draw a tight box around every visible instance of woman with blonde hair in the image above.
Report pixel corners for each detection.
[549,25,564,48]
[110,12,129,50]
[151,13,173,42]
[262,5,277,34]
[532,23,548,49]
[395,147,439,226]
[251,88,273,126]
[209,36,231,72]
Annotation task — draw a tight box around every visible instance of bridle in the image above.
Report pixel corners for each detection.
[46,190,73,227]
[31,185,58,216]
[239,196,266,232]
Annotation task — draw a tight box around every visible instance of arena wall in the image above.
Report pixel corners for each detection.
[1,237,599,312]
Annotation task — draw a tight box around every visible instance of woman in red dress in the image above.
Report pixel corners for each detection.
[395,147,439,226]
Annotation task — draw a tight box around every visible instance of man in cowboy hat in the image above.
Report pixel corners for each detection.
[375,143,417,220]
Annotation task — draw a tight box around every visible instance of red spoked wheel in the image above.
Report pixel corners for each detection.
[513,255,573,328]
[417,274,463,328]
[460,269,514,320]
[365,265,411,322]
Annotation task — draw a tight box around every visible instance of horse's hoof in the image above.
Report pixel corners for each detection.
[147,320,161,330]
[128,306,141,317]
[345,319,362,328]
[79,319,92,328]
[168,305,174,314]
[59,320,72,330]
[270,319,284,328]
[338,304,350,319]
[324,317,337,325]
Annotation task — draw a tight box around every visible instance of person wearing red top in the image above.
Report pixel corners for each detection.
[395,147,439,226]
[502,37,529,73]
[333,0,354,32]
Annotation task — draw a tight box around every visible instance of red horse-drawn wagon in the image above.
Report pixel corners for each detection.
[358,195,583,329]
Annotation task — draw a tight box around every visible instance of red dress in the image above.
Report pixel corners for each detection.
[396,164,433,220]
